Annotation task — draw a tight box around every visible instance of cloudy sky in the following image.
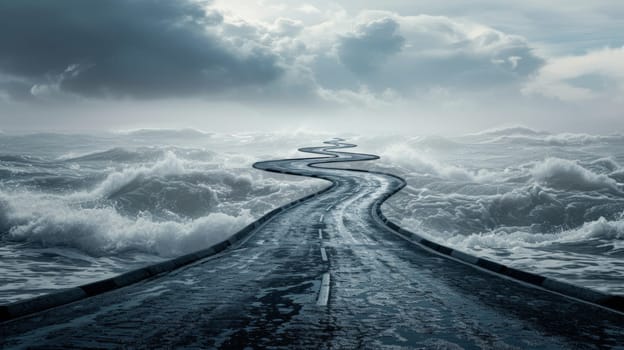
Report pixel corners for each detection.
[0,0,622,134]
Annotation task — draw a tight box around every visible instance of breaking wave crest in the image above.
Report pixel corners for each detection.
[1,197,252,257]
[532,158,620,192]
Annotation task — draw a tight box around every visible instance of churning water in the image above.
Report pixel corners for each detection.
[1,127,623,303]
[376,127,624,295]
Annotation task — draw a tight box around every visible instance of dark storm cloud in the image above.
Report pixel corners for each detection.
[337,18,405,74]
[0,0,282,98]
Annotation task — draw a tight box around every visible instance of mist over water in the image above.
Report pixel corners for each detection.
[1,127,623,303]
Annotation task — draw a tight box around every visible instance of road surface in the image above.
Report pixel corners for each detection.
[2,140,624,349]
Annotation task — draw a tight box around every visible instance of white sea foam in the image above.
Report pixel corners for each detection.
[532,158,619,191]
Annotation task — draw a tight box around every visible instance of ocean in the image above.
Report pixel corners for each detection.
[1,127,623,303]
[373,127,624,295]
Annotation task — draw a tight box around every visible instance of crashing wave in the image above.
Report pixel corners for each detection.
[532,158,619,192]
[3,200,252,257]
[0,148,325,257]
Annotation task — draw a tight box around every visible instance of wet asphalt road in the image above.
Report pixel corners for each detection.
[2,140,624,349]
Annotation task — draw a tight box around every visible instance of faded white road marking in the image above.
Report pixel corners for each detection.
[319,215,324,223]
[325,205,333,211]
[316,273,331,306]
[320,247,328,262]
[318,229,323,239]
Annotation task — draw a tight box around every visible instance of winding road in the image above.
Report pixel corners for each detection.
[2,140,624,349]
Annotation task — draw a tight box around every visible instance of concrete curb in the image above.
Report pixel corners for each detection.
[0,173,336,324]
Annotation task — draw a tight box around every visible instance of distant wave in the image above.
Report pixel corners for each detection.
[114,128,212,139]
[0,154,44,163]
[465,126,549,138]
[62,147,165,163]
[456,125,624,146]
[484,133,624,146]
[63,147,217,163]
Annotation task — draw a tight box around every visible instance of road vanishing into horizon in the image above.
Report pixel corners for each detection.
[2,140,624,349]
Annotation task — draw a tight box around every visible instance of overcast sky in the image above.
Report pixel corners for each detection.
[0,0,623,134]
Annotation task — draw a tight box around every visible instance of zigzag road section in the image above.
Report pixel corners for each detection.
[2,140,624,349]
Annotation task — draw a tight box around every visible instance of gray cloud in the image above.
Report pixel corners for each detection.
[2,1,620,135]
[273,18,304,37]
[312,14,544,97]
[0,0,282,99]
[337,18,405,74]
[0,2,547,104]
